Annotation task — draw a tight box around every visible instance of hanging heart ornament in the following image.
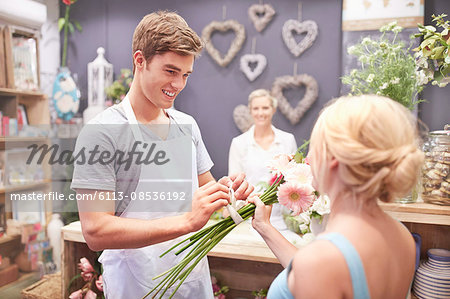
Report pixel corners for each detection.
[248,3,276,32]
[233,104,253,133]
[202,20,246,67]
[240,54,267,82]
[282,19,318,57]
[271,74,319,125]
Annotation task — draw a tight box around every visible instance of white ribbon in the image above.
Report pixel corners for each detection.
[226,187,244,225]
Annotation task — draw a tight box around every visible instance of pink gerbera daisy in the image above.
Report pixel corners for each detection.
[277,182,315,215]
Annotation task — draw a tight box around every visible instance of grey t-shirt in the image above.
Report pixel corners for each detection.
[70,103,213,215]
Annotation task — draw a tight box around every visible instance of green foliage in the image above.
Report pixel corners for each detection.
[412,14,450,87]
[341,21,424,110]
[293,140,310,164]
[105,69,133,103]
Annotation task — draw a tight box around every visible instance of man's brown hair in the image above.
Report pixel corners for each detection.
[132,11,203,73]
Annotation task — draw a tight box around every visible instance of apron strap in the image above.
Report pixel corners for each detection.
[122,96,145,142]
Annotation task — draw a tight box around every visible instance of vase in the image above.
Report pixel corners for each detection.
[412,248,450,298]
[52,67,80,121]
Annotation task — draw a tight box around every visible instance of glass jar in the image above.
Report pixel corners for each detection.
[421,127,450,205]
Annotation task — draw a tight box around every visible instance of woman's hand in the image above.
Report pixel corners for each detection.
[247,195,273,233]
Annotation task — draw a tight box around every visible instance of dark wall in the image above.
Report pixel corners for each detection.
[64,0,449,179]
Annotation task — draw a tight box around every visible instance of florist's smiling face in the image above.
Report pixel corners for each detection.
[141,51,194,109]
[250,96,275,127]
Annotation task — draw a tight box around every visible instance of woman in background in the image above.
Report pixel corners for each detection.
[248,95,423,298]
[229,89,297,229]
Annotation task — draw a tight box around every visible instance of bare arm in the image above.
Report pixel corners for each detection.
[247,196,297,267]
[77,182,229,251]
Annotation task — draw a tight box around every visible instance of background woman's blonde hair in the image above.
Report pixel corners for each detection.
[132,11,203,73]
[248,89,278,109]
[310,95,424,203]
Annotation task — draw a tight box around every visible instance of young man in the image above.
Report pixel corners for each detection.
[71,11,253,298]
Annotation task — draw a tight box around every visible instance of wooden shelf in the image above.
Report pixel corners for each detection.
[0,180,51,194]
[0,233,20,245]
[379,202,450,226]
[0,136,48,143]
[0,87,44,98]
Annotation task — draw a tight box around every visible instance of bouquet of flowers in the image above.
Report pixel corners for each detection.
[412,14,450,87]
[341,21,424,110]
[144,143,320,299]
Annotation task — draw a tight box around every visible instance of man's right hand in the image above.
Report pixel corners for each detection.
[185,181,230,231]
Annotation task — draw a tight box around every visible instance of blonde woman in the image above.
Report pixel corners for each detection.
[229,89,297,229]
[248,95,423,298]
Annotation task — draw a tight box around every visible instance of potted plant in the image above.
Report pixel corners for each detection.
[341,21,424,110]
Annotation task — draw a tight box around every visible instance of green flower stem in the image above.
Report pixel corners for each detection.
[145,176,283,299]
[166,226,235,299]
[62,5,70,67]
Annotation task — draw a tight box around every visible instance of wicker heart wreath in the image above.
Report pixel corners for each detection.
[233,104,253,133]
[271,74,319,125]
[202,20,246,67]
[240,54,267,82]
[282,19,318,57]
[248,3,276,32]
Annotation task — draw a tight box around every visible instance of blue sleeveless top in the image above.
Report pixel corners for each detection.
[267,232,370,299]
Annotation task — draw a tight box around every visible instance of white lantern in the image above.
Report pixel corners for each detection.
[84,47,113,123]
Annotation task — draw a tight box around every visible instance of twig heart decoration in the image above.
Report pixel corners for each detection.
[202,20,246,67]
[248,3,276,33]
[282,19,318,57]
[271,74,319,125]
[233,104,253,133]
[240,54,267,82]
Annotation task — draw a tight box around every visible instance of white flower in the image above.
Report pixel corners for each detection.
[380,82,389,90]
[350,69,357,76]
[284,163,313,185]
[359,55,368,64]
[299,223,309,234]
[361,37,371,46]
[297,211,311,225]
[347,45,357,55]
[438,81,448,87]
[267,154,294,175]
[416,70,429,85]
[366,74,375,83]
[310,195,330,216]
[390,77,400,84]
[392,25,403,34]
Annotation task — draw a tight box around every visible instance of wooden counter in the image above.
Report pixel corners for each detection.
[61,220,285,298]
[61,202,450,298]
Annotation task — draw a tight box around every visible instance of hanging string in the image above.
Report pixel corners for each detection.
[298,2,302,22]
[251,37,256,54]
[293,62,298,77]
[222,5,227,20]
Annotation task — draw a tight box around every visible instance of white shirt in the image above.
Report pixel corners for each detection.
[228,125,297,231]
[228,125,297,187]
